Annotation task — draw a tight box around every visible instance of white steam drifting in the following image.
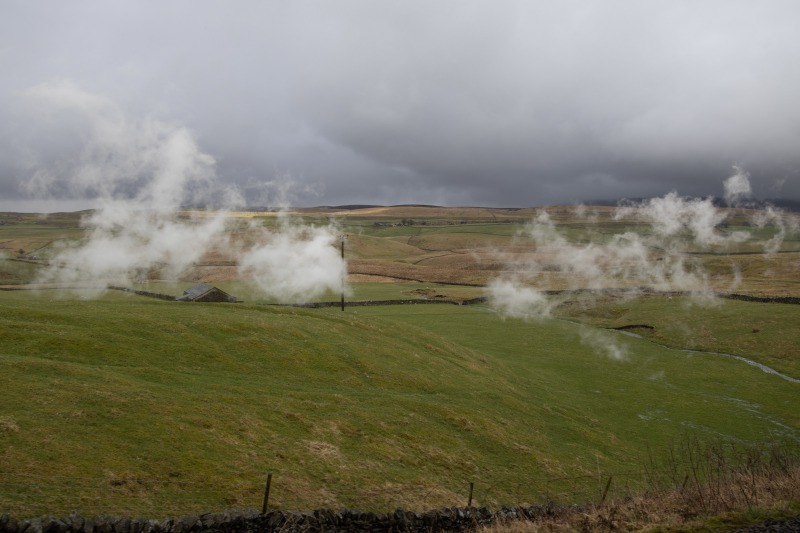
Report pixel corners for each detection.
[488,199,717,316]
[487,166,798,358]
[753,205,800,255]
[619,192,750,246]
[485,278,554,320]
[25,81,347,301]
[723,166,753,207]
[579,327,629,362]
[238,218,349,303]
[28,81,231,291]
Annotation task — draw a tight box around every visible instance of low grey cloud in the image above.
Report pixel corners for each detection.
[1,1,799,209]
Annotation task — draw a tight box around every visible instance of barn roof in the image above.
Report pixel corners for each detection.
[176,284,238,302]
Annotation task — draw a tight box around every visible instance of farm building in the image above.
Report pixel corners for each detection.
[176,284,238,303]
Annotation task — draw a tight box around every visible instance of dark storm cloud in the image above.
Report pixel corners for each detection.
[1,0,799,209]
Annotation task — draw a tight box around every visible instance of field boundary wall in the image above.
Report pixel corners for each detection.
[0,504,577,533]
[108,286,176,301]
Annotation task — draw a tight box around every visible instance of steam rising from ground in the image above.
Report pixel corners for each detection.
[487,166,798,359]
[619,192,750,247]
[490,202,716,306]
[723,166,753,206]
[485,278,554,320]
[238,218,349,303]
[579,327,629,362]
[25,81,347,301]
[753,206,800,255]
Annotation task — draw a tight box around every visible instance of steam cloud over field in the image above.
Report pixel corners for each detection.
[27,82,347,302]
[238,218,348,303]
[487,167,799,359]
[487,195,721,314]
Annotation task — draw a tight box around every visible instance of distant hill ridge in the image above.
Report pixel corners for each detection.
[581,197,800,212]
[267,199,800,212]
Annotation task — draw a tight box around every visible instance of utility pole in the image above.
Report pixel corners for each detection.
[340,234,346,311]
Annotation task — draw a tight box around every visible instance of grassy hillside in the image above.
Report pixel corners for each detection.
[1,290,798,518]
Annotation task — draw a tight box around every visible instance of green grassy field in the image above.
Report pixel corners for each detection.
[1,289,798,518]
[1,206,799,521]
[555,292,800,379]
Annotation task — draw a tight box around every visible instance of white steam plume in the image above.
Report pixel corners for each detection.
[719,165,798,253]
[752,205,800,255]
[24,81,348,302]
[497,208,713,296]
[723,165,753,207]
[488,166,800,324]
[579,326,629,362]
[238,218,349,304]
[488,167,778,321]
[721,165,799,254]
[616,191,749,246]
[486,277,554,320]
[26,81,233,292]
[234,174,349,303]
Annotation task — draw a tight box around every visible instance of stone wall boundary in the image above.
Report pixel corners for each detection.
[108,286,176,301]
[0,504,581,533]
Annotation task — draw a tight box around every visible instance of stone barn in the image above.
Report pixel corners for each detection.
[176,284,238,303]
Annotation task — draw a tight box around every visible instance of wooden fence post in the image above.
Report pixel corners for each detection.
[467,482,474,507]
[340,236,346,311]
[261,472,273,514]
[600,476,612,504]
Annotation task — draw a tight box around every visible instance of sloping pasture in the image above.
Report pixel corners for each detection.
[1,290,797,517]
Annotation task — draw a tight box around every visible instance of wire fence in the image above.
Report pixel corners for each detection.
[0,466,740,519]
[4,440,798,519]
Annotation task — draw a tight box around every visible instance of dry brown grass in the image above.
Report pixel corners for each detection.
[483,472,799,532]
[346,233,430,260]
[405,233,513,252]
[357,481,467,513]
[304,440,342,462]
[0,416,20,433]
[0,239,51,255]
[346,273,403,283]
[347,259,486,285]
[482,442,800,532]
[178,265,240,282]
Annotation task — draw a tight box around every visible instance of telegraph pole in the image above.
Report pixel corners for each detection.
[340,234,346,311]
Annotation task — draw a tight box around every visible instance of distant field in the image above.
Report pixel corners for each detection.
[3,205,798,293]
[0,205,799,518]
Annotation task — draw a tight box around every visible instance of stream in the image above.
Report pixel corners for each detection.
[614,329,800,384]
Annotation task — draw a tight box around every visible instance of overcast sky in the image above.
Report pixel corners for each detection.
[2,1,800,210]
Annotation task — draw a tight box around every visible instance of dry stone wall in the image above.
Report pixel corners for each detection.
[0,504,580,533]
